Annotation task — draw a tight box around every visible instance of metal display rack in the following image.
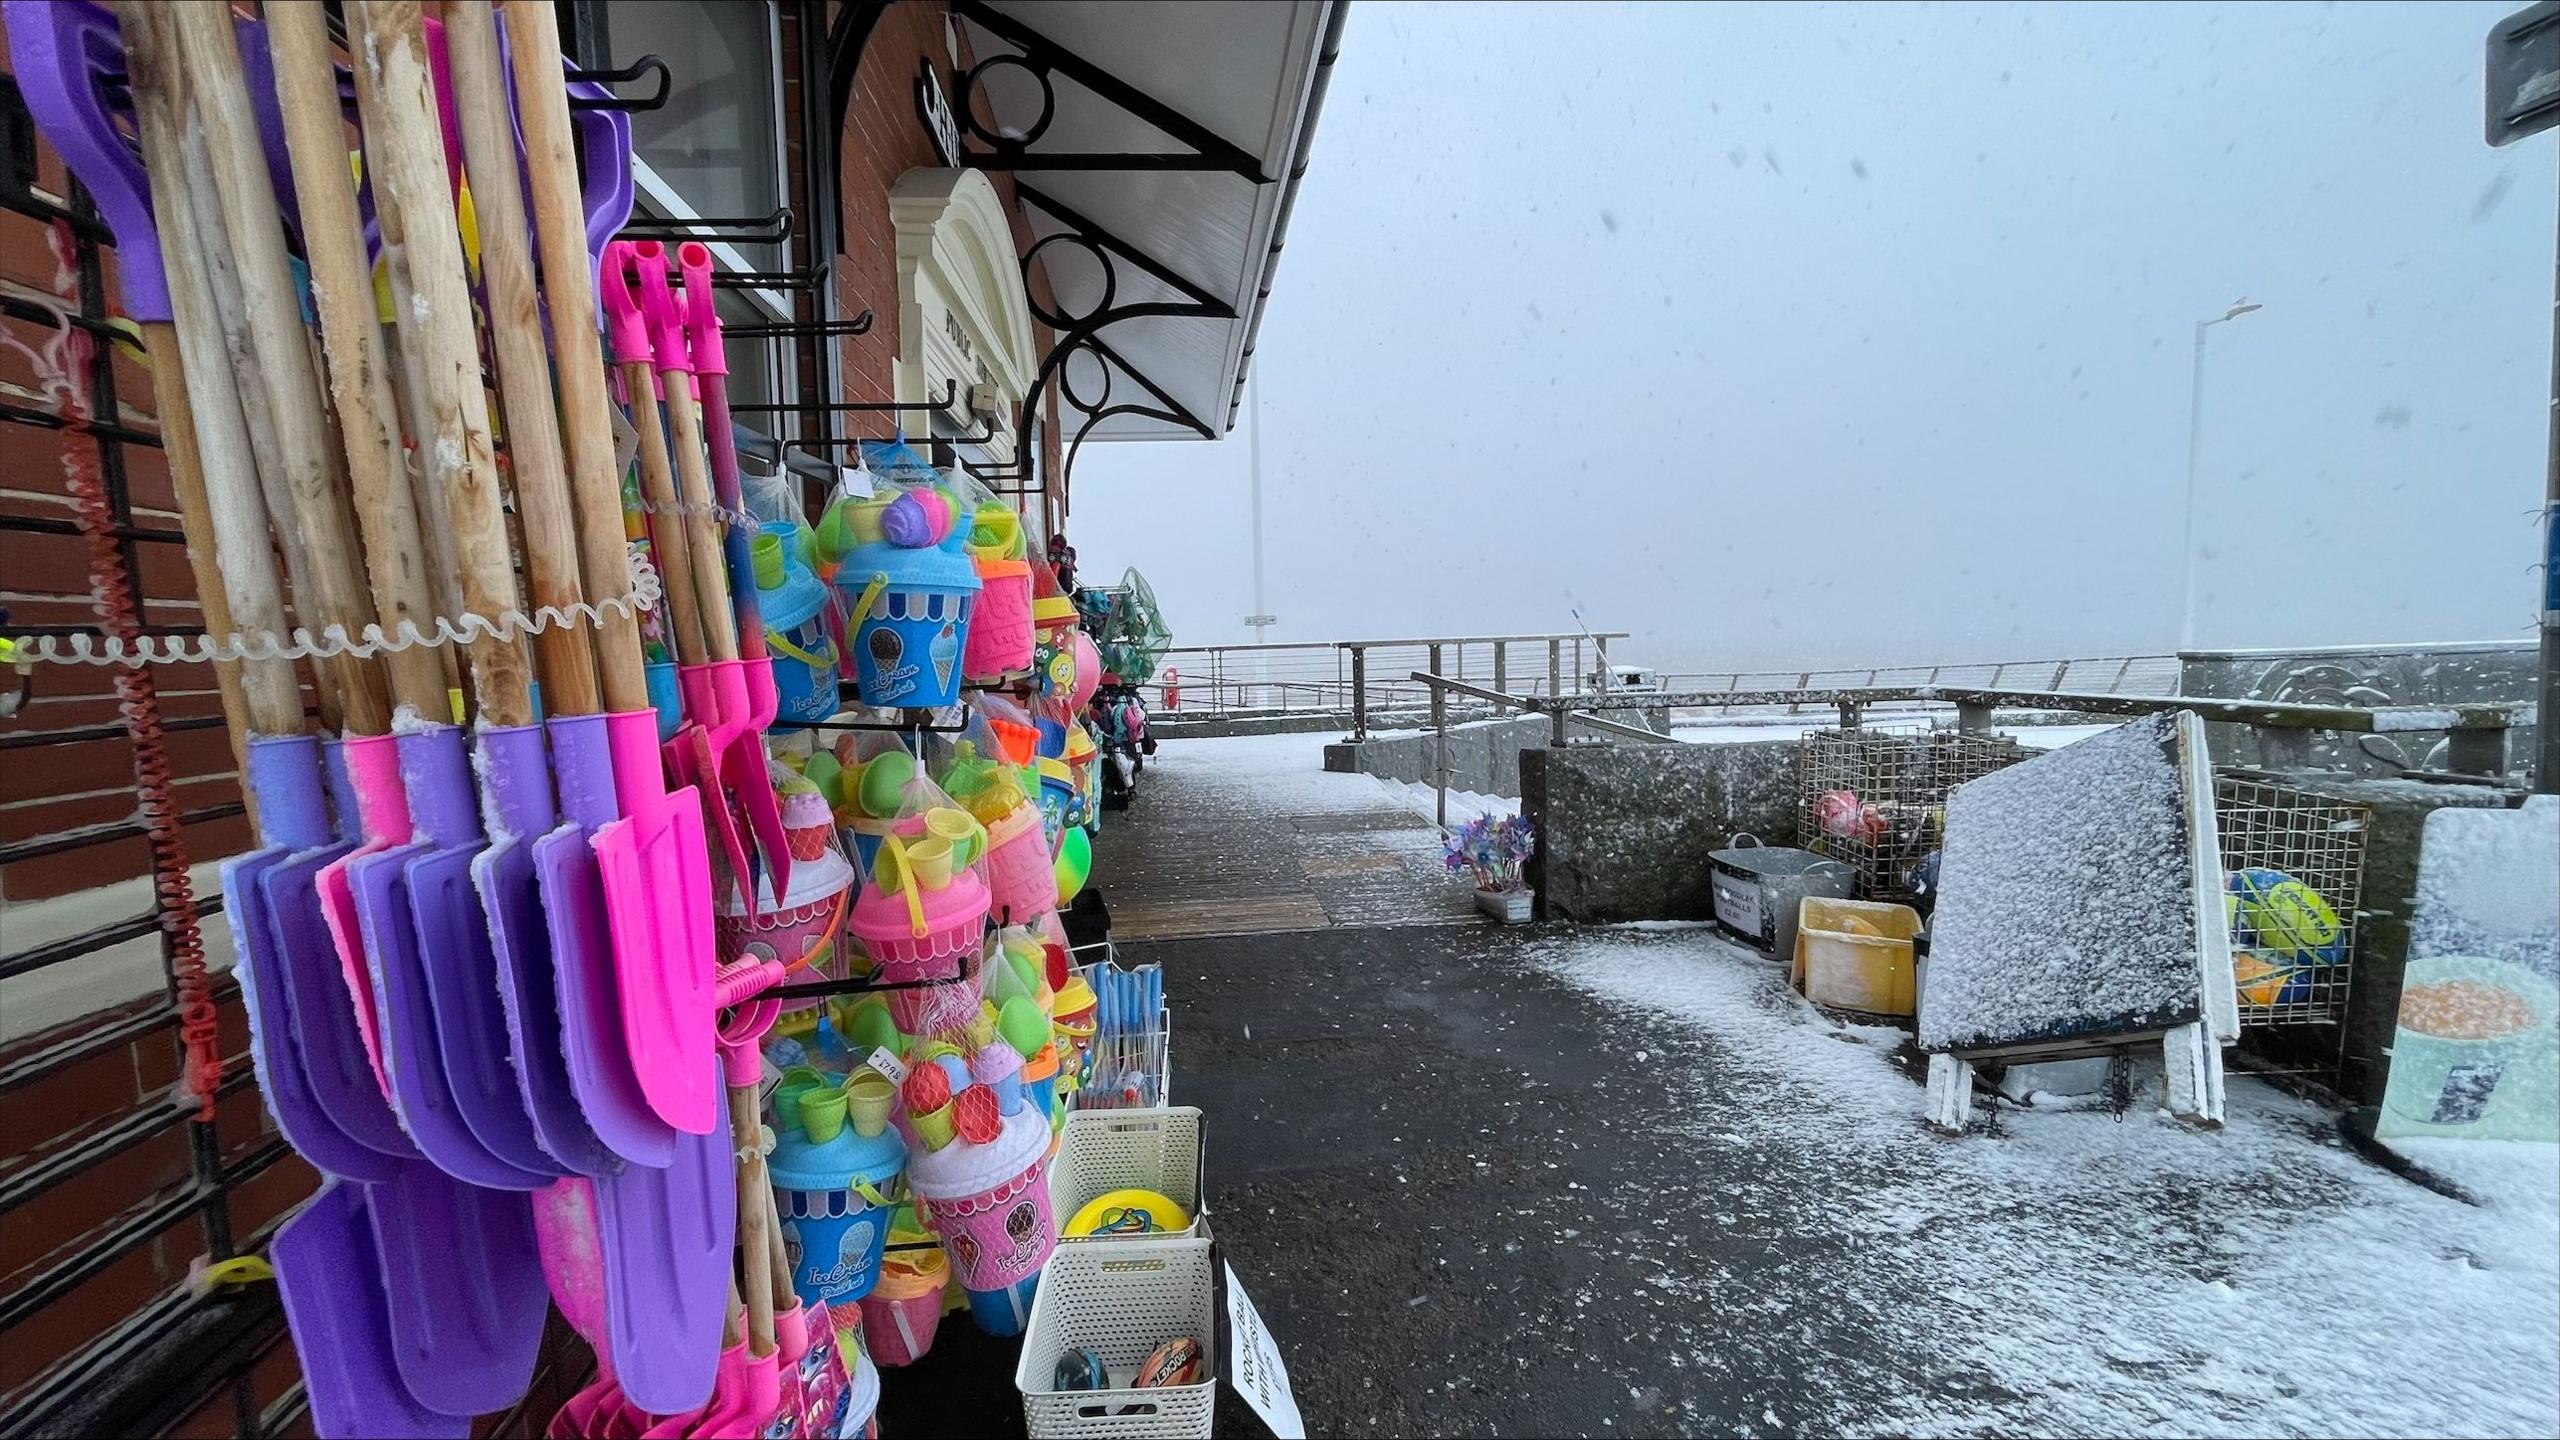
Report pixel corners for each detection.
[1796,726,2028,899]
[2214,775,2369,1032]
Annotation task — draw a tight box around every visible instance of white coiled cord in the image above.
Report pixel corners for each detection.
[10,552,667,670]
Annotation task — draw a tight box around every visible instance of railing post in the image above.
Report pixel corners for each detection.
[1550,697,1569,747]
[1548,638,1562,700]
[1595,635,1612,696]
[1349,645,1369,741]
[2258,724,2313,770]
[1432,676,1449,827]
[1838,699,1862,730]
[1493,640,1508,711]
[2447,721,2506,777]
[1956,700,1994,735]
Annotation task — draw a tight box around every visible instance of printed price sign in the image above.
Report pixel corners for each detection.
[1223,1263,1303,1438]
[864,1048,908,1085]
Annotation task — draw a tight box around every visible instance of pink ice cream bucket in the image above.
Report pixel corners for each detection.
[981,803,1055,924]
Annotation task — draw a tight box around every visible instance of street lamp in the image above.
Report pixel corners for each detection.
[2178,300,2264,654]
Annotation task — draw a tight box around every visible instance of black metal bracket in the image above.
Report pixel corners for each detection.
[566,53,671,112]
[1004,179,1234,487]
[620,206,796,245]
[724,309,875,340]
[709,259,835,291]
[945,1,1268,181]
[730,378,960,416]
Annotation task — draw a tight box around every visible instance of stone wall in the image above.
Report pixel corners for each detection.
[1323,713,1665,797]
[1520,741,1802,922]
[2179,643,2535,780]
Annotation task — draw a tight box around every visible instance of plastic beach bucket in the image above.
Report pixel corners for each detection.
[860,1220,947,1367]
[771,1089,908,1310]
[849,866,989,1033]
[755,525,838,727]
[717,843,853,1012]
[841,537,978,709]
[982,802,1055,925]
[909,1108,1057,1337]
[964,555,1034,683]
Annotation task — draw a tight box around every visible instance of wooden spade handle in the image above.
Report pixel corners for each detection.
[662,369,741,663]
[345,0,533,729]
[728,1082,777,1356]
[118,2,303,738]
[167,1,391,736]
[503,0,650,714]
[265,1,447,722]
[622,359,707,667]
[444,0,602,718]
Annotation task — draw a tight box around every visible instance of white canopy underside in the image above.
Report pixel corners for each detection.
[964,1,1336,444]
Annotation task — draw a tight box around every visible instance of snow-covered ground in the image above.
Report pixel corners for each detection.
[1533,928,2560,1438]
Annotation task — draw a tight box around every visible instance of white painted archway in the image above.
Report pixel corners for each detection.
[888,168,1037,468]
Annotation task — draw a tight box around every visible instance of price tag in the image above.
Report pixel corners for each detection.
[864,1047,908,1085]
[1223,1263,1303,1438]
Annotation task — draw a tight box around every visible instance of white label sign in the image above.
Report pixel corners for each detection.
[864,1048,908,1085]
[1224,1263,1304,1438]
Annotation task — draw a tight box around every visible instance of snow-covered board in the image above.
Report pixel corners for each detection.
[1919,711,2232,1063]
[2376,795,2558,1142]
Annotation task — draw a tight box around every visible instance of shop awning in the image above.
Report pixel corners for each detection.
[950,0,1344,454]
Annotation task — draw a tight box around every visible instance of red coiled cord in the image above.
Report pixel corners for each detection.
[16,224,222,1120]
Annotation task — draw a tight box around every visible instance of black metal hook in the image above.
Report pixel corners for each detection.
[566,53,672,112]
[729,379,961,415]
[724,309,876,341]
[710,262,836,291]
[620,207,797,245]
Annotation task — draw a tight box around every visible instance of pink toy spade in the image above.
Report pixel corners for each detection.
[498,2,730,1414]
[626,240,770,913]
[658,239,793,906]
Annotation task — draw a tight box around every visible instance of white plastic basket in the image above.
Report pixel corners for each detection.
[1016,1235,1218,1439]
[1051,1107,1205,1242]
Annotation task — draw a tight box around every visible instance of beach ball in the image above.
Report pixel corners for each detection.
[1067,632,1102,713]
[1054,824,1092,905]
[2227,868,2343,962]
[2232,949,2309,1009]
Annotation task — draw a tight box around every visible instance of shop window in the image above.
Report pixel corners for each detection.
[587,0,789,411]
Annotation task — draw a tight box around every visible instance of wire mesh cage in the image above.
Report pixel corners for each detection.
[1797,727,2028,898]
[2214,776,2368,1029]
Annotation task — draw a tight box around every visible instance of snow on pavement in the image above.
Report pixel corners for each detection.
[1533,928,2560,1439]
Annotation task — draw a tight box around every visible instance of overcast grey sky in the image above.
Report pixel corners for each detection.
[1069,0,2550,673]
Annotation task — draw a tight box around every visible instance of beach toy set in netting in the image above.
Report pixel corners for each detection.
[819,441,986,710]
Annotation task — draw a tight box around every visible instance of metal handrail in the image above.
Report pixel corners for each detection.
[1146,630,1630,737]
[1405,671,1672,826]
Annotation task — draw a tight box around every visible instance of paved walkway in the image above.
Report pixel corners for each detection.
[1091,731,1477,942]
[886,733,2557,1439]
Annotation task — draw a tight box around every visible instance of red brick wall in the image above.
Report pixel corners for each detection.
[832,2,1064,528]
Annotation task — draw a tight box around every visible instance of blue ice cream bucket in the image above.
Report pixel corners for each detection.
[754,525,838,728]
[840,535,978,711]
[771,1093,908,1310]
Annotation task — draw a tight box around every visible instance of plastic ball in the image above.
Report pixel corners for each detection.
[1052,1349,1109,1392]
[2227,868,2343,962]
[951,1084,1002,1145]
[1054,824,1092,906]
[1134,1337,1203,1388]
[901,1063,949,1114]
[1068,632,1102,712]
[2232,949,2311,1009]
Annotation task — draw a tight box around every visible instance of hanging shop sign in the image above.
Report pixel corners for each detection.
[916,60,963,167]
